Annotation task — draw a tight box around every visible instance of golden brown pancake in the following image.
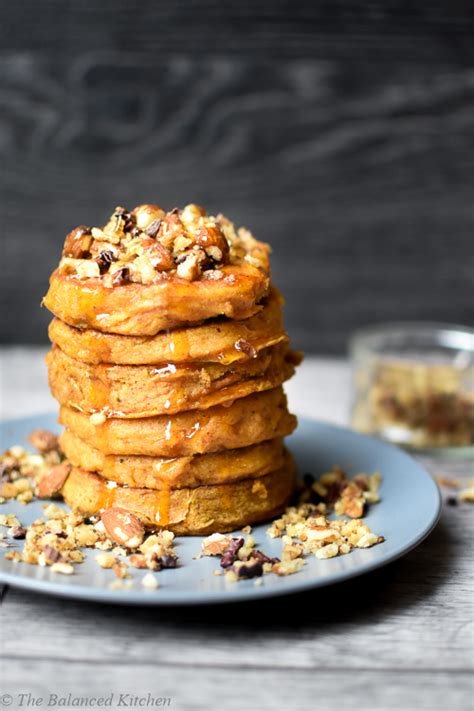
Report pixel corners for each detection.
[61,453,296,534]
[48,288,286,365]
[44,263,269,336]
[43,203,271,336]
[59,387,297,457]
[60,430,285,489]
[47,343,296,418]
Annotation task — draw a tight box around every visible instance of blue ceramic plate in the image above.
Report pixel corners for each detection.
[0,414,441,605]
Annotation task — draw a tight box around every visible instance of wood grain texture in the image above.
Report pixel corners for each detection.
[1,663,471,711]
[1,503,473,672]
[1,2,474,351]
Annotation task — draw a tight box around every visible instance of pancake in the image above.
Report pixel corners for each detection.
[44,263,269,336]
[43,204,270,336]
[47,288,286,365]
[59,387,297,457]
[61,454,296,534]
[60,430,285,489]
[47,343,297,418]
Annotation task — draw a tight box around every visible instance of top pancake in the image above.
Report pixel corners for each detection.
[43,203,270,336]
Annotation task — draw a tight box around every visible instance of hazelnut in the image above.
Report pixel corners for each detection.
[132,204,165,231]
[62,226,93,259]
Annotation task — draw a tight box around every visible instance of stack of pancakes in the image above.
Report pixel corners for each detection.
[43,203,300,534]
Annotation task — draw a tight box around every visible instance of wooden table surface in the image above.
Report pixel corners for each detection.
[0,348,473,711]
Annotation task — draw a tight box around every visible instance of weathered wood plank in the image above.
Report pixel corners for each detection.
[1,502,472,673]
[3,1,474,60]
[1,661,471,711]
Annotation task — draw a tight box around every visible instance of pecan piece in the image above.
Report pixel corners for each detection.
[111,267,130,286]
[158,553,178,569]
[97,250,117,274]
[43,544,65,564]
[62,226,93,259]
[220,537,244,568]
[157,211,185,251]
[235,560,263,579]
[101,507,145,549]
[10,526,27,539]
[339,482,365,518]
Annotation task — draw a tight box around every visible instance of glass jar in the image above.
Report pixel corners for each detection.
[350,323,474,456]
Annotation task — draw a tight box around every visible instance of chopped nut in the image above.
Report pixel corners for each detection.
[282,541,304,560]
[50,562,74,575]
[0,483,18,499]
[62,226,93,259]
[459,485,474,503]
[112,560,130,579]
[28,430,59,454]
[132,204,165,231]
[233,560,263,579]
[220,538,244,568]
[36,463,71,499]
[356,533,385,548]
[101,508,145,549]
[315,543,339,559]
[74,524,99,547]
[43,544,65,564]
[0,514,20,528]
[176,252,201,281]
[436,476,461,489]
[128,553,148,569]
[43,504,66,519]
[272,558,305,575]
[201,532,232,556]
[142,572,159,590]
[10,526,27,539]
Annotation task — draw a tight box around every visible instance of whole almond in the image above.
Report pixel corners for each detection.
[37,463,71,499]
[101,507,145,549]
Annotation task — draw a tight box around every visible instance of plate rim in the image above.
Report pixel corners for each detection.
[0,414,442,606]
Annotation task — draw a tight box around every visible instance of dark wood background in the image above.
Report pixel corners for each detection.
[2,1,474,353]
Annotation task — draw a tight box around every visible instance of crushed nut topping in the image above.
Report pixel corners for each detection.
[1,435,65,505]
[201,532,283,583]
[199,468,384,583]
[2,432,385,589]
[297,467,381,517]
[57,203,269,285]
[3,504,178,578]
[436,475,474,507]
